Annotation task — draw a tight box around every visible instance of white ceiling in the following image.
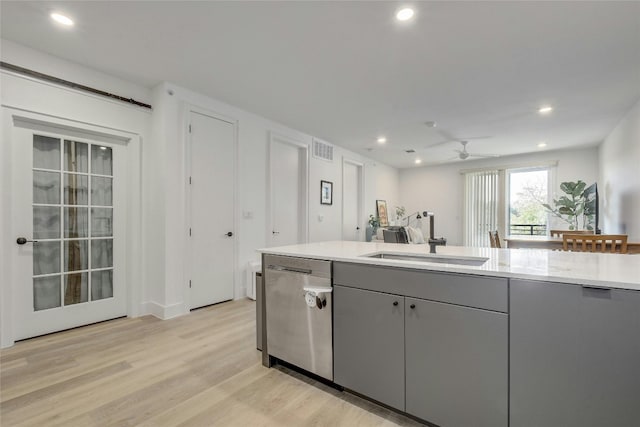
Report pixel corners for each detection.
[1,1,639,168]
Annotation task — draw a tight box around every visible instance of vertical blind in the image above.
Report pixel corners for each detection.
[464,170,499,247]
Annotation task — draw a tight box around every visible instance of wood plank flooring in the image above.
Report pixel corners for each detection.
[1,299,424,426]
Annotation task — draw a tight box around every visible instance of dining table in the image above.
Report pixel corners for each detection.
[503,235,640,254]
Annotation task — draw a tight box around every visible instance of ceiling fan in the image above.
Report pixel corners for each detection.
[425,127,493,149]
[450,141,500,161]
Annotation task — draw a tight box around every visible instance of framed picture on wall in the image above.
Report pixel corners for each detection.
[376,199,389,227]
[321,180,333,205]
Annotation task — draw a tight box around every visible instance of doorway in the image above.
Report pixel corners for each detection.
[11,125,128,340]
[342,159,364,241]
[187,110,236,309]
[268,132,308,246]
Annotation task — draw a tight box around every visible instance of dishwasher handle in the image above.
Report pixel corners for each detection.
[267,264,313,275]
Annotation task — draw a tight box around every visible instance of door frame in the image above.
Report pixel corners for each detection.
[183,104,239,309]
[342,157,365,241]
[266,131,309,247]
[1,107,143,348]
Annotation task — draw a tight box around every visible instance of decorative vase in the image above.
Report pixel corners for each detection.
[366,226,375,242]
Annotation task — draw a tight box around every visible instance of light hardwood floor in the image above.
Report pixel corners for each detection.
[1,299,424,427]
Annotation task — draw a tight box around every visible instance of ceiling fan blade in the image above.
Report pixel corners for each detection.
[468,153,501,158]
[425,139,456,148]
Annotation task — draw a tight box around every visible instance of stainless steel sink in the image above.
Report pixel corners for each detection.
[363,252,488,266]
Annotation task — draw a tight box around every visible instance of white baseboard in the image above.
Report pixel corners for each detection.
[143,301,188,320]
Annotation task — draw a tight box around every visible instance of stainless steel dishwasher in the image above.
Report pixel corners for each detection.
[263,254,333,381]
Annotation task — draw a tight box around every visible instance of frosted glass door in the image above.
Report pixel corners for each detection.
[13,128,126,340]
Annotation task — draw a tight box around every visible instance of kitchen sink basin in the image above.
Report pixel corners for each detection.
[363,252,488,266]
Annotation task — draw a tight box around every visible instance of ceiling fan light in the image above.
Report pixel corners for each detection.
[538,106,553,114]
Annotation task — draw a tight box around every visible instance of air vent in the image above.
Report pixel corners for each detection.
[313,139,334,162]
[405,149,416,153]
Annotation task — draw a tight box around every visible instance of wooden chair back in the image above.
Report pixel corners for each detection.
[562,234,628,254]
[489,230,501,248]
[550,229,594,238]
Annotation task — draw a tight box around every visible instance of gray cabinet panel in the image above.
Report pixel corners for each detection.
[333,285,405,411]
[510,279,640,427]
[405,297,508,427]
[334,262,507,312]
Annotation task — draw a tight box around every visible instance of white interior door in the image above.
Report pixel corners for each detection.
[342,160,363,241]
[269,136,307,246]
[12,127,127,340]
[188,111,235,309]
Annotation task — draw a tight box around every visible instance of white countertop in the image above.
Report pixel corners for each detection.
[258,241,640,291]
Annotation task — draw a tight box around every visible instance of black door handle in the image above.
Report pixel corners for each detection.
[16,237,38,245]
[356,227,360,230]
[410,304,416,309]
[393,301,398,306]
[226,232,233,237]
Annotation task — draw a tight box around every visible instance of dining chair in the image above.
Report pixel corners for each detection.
[489,230,501,248]
[562,234,628,254]
[550,229,594,238]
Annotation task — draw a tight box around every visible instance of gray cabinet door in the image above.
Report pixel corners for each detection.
[333,285,405,411]
[510,279,640,427]
[405,297,508,427]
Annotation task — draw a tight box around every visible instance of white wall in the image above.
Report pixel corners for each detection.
[399,147,599,245]
[0,40,400,340]
[149,82,400,315]
[599,98,640,240]
[1,40,151,347]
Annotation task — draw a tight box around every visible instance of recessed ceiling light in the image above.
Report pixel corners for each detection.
[424,121,437,128]
[377,137,387,144]
[396,8,415,21]
[415,158,422,165]
[537,142,547,148]
[538,106,553,114]
[51,12,74,26]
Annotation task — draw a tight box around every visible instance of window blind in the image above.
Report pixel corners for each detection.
[464,170,499,247]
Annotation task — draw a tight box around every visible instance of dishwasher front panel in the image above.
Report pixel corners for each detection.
[264,255,333,381]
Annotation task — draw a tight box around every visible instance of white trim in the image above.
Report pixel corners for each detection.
[267,131,309,246]
[143,301,187,320]
[182,104,239,310]
[341,157,365,241]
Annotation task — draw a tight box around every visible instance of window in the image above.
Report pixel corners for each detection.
[507,168,549,236]
[463,164,555,247]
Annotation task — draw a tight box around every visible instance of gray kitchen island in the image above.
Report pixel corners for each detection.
[258,241,640,427]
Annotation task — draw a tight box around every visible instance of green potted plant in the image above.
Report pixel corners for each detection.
[542,180,596,231]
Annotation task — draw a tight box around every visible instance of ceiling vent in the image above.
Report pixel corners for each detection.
[405,149,416,153]
[313,139,334,162]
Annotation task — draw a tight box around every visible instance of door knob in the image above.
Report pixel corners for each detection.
[16,237,38,245]
[393,301,398,306]
[410,304,416,309]
[272,231,280,235]
[356,227,360,230]
[226,232,233,237]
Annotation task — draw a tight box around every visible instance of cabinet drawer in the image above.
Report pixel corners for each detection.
[334,262,508,312]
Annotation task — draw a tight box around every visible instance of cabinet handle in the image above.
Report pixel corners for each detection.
[410,304,416,309]
[393,301,398,306]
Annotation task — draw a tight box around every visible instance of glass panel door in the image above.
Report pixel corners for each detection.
[32,135,115,311]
